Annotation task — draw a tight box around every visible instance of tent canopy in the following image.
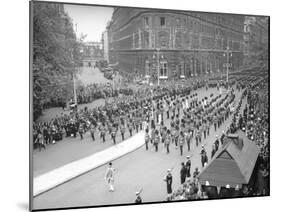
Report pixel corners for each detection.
[198,132,259,188]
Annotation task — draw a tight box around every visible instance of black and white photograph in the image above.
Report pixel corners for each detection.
[30,1,269,211]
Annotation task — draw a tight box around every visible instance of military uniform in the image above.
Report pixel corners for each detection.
[90,125,95,141]
[120,124,125,141]
[179,133,185,156]
[154,133,160,152]
[144,131,150,150]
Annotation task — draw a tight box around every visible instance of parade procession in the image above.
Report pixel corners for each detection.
[31,2,269,210]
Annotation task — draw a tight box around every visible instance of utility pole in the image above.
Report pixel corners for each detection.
[71,50,77,105]
[156,48,160,86]
[223,45,232,89]
[73,72,77,105]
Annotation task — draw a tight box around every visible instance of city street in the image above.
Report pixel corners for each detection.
[33,86,246,210]
[31,3,269,211]
[77,66,110,85]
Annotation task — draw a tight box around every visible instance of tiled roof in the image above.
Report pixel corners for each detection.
[198,132,259,187]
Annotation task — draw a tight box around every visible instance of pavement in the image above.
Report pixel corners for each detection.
[33,86,247,210]
[33,131,145,197]
[33,119,142,177]
[77,66,110,85]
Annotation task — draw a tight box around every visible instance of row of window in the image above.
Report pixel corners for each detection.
[144,16,166,27]
[143,15,243,34]
[145,60,168,77]
[112,30,242,51]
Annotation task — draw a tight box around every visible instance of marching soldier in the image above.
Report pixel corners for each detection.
[179,131,185,156]
[195,128,200,147]
[214,114,218,131]
[185,130,192,151]
[203,121,207,139]
[111,125,117,144]
[100,123,106,142]
[128,120,133,137]
[78,124,84,140]
[90,124,95,141]
[165,130,171,154]
[174,126,179,149]
[120,123,125,141]
[154,130,160,152]
[144,128,150,150]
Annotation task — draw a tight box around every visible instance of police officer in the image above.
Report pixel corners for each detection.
[164,169,173,200]
[180,162,187,184]
[211,144,217,158]
[201,147,208,167]
[215,135,220,151]
[185,156,191,179]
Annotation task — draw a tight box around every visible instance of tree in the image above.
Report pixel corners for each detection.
[32,2,83,121]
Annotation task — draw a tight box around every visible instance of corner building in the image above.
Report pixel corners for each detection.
[107,8,245,81]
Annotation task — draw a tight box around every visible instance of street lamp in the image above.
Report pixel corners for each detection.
[152,48,160,86]
[156,48,160,86]
[70,49,78,105]
[223,46,232,85]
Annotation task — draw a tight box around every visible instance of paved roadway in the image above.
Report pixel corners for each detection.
[77,66,110,85]
[33,87,246,210]
[33,119,141,177]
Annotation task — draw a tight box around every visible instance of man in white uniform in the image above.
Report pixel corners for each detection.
[104,162,115,192]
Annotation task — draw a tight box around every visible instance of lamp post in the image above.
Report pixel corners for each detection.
[153,48,161,86]
[223,46,232,87]
[70,49,77,105]
[156,48,160,86]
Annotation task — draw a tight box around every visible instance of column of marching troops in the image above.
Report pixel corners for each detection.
[143,86,237,167]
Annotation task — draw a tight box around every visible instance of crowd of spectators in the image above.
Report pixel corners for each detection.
[33,78,206,151]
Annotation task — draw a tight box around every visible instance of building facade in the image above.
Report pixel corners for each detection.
[243,16,269,66]
[80,41,103,67]
[102,30,109,62]
[107,8,245,81]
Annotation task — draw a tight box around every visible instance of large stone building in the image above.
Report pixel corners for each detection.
[107,8,245,81]
[80,41,103,67]
[102,30,109,62]
[243,16,269,66]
